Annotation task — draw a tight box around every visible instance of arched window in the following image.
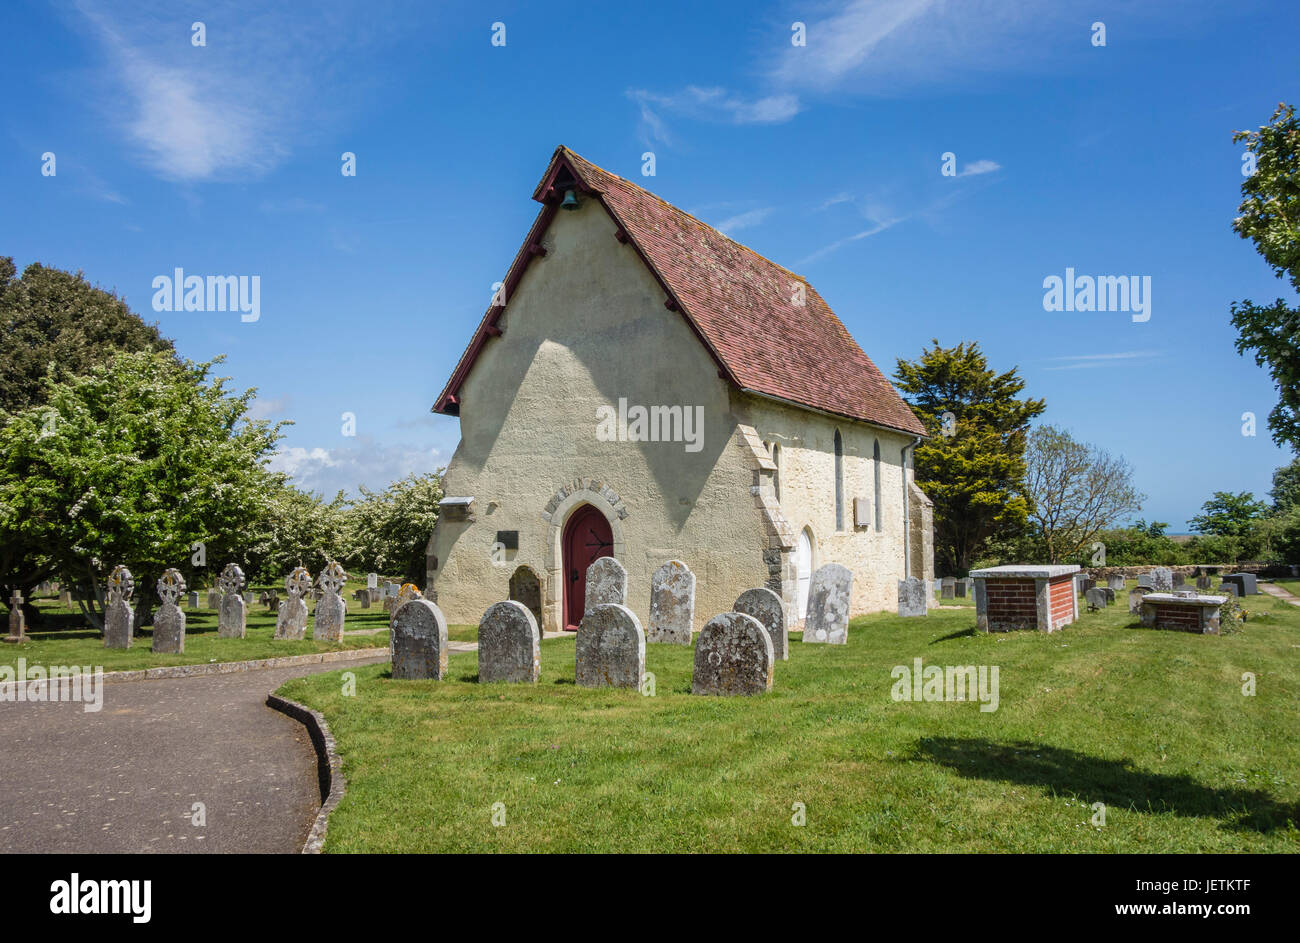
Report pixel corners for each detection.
[772,443,782,502]
[873,438,882,532]
[834,430,845,531]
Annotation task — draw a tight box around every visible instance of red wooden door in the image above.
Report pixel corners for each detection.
[563,505,614,630]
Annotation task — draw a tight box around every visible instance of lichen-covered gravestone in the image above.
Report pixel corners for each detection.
[313,561,348,642]
[392,598,449,680]
[152,568,187,654]
[803,563,852,645]
[584,557,627,614]
[897,577,927,618]
[103,565,135,649]
[734,586,787,661]
[692,611,774,696]
[217,563,247,639]
[1107,575,1125,591]
[274,567,312,640]
[478,600,540,684]
[1129,585,1152,613]
[1149,568,1174,592]
[647,559,695,645]
[576,603,644,690]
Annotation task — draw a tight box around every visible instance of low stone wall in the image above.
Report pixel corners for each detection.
[1081,563,1298,580]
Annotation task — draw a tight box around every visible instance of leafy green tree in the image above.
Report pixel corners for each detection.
[894,340,1046,574]
[1024,425,1145,563]
[1230,104,1300,449]
[341,472,444,585]
[1133,518,1169,538]
[0,258,174,414]
[1189,491,1270,538]
[1269,456,1300,511]
[0,350,281,629]
[242,480,348,587]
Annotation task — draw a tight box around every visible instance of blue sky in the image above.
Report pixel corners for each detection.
[1,0,1297,530]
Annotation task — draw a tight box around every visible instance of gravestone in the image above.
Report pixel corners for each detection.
[243,590,255,606]
[1136,573,1155,590]
[692,611,774,697]
[367,572,378,591]
[1079,576,1097,595]
[1196,576,1212,590]
[897,577,928,618]
[313,561,348,642]
[585,557,627,613]
[217,563,247,639]
[389,583,423,627]
[1085,587,1108,611]
[207,588,219,609]
[152,568,187,654]
[954,578,968,598]
[940,578,955,600]
[735,587,787,661]
[575,603,645,690]
[6,591,27,643]
[803,563,852,645]
[478,600,540,684]
[647,560,695,645]
[1129,585,1152,613]
[1221,573,1258,596]
[391,599,449,681]
[274,567,312,640]
[186,590,199,609]
[1172,572,1186,588]
[104,565,134,649]
[1107,575,1125,591]
[1149,568,1174,592]
[1220,583,1239,597]
[359,589,371,609]
[1101,587,1116,604]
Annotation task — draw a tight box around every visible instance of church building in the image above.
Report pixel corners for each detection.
[426,146,933,634]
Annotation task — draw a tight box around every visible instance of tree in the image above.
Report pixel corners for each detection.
[0,259,174,414]
[0,350,281,629]
[241,480,348,587]
[1229,104,1300,449]
[1023,425,1145,563]
[894,340,1046,574]
[1269,456,1300,511]
[1134,518,1169,538]
[341,472,444,585]
[1189,491,1270,538]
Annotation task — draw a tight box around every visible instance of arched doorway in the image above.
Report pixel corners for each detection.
[562,504,614,630]
[508,565,543,629]
[795,527,814,618]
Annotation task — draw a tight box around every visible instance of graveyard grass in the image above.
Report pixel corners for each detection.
[279,583,1300,853]
[3,580,389,673]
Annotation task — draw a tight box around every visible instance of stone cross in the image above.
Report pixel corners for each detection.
[576,603,645,690]
[734,587,787,661]
[104,564,135,650]
[478,601,540,684]
[313,561,349,642]
[692,612,774,696]
[6,590,27,643]
[217,563,247,639]
[803,563,852,645]
[647,560,695,645]
[392,599,449,680]
[152,568,187,654]
[274,567,312,640]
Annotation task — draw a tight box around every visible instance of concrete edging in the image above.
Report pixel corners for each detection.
[265,692,346,854]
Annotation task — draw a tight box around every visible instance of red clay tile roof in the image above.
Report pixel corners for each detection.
[435,146,926,437]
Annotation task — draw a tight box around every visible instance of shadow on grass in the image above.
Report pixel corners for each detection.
[912,737,1297,833]
[930,628,977,644]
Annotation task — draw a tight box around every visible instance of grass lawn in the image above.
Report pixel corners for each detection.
[5,579,389,673]
[277,580,1300,853]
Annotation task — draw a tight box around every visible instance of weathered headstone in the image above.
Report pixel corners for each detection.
[152,568,187,654]
[803,563,852,645]
[647,559,695,645]
[367,572,378,591]
[478,600,540,684]
[104,565,134,649]
[389,582,423,627]
[1101,586,1116,604]
[575,603,645,690]
[1221,573,1258,596]
[1107,575,1125,591]
[1085,587,1108,611]
[734,587,787,661]
[6,591,28,644]
[186,590,200,609]
[897,577,928,618]
[206,588,219,609]
[1220,583,1239,597]
[1129,585,1152,613]
[940,578,955,600]
[692,611,774,697]
[313,561,348,642]
[1172,572,1186,588]
[58,589,73,607]
[359,588,371,609]
[243,590,255,606]
[954,578,968,598]
[1079,576,1097,595]
[1136,573,1154,590]
[1149,567,1174,592]
[1196,576,1212,590]
[585,556,627,613]
[392,598,449,680]
[217,563,247,639]
[274,567,312,640]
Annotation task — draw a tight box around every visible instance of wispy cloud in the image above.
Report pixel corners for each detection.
[959,159,1002,177]
[797,215,906,266]
[247,394,293,420]
[629,86,801,146]
[269,438,445,498]
[715,207,773,234]
[1042,351,1163,371]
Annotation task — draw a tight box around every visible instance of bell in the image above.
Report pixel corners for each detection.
[560,189,580,210]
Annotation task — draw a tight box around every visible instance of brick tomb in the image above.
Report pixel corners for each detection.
[970,565,1080,633]
[1139,593,1227,635]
